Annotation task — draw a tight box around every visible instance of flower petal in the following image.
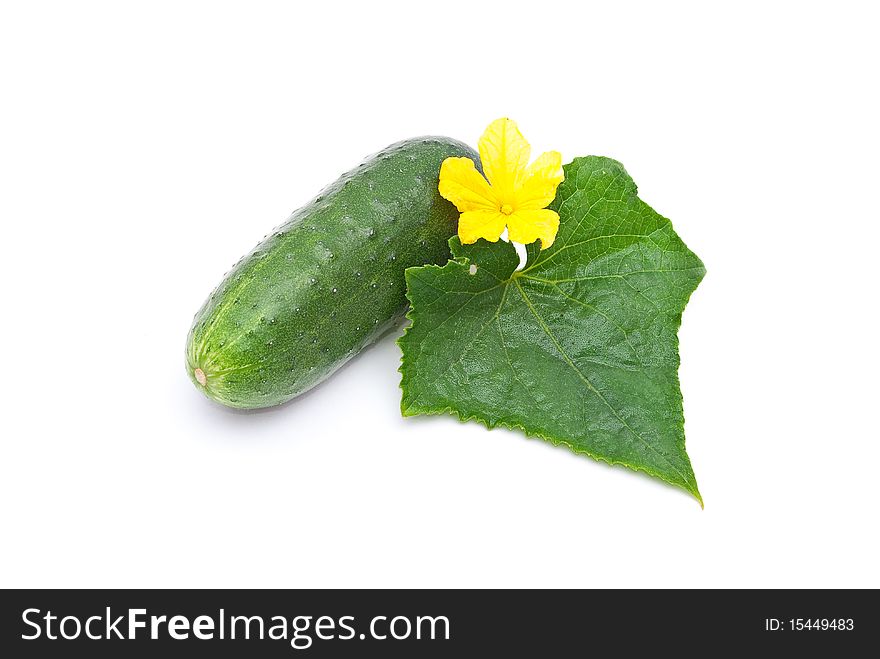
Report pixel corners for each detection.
[478,118,531,199]
[458,209,508,245]
[515,150,564,211]
[506,209,560,250]
[438,157,498,212]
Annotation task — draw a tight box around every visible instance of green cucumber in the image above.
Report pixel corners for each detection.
[186,137,476,408]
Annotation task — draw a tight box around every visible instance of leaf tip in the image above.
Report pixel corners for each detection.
[691,486,704,509]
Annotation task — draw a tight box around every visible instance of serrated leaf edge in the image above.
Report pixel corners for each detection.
[397,245,705,507]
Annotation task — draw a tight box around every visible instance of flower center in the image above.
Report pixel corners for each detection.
[501,204,514,216]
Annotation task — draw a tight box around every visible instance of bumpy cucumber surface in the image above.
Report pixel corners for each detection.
[187,137,476,409]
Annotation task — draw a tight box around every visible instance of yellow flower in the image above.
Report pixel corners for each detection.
[439,118,564,250]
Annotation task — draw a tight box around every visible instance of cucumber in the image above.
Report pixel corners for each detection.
[186,137,476,408]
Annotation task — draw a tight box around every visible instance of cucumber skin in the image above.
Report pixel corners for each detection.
[186,137,477,409]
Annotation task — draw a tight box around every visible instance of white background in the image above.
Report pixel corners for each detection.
[1,1,878,588]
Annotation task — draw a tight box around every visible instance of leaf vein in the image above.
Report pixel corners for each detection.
[512,278,694,490]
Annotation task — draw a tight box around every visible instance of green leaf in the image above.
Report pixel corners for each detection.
[398,156,706,503]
